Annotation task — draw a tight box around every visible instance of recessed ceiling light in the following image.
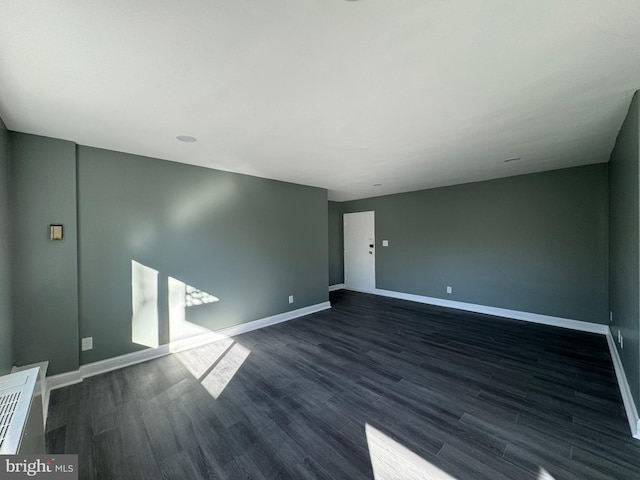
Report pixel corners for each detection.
[176,135,197,143]
[504,157,521,163]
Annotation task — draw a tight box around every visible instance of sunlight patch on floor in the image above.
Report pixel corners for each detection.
[200,342,251,399]
[174,338,234,378]
[538,467,557,480]
[174,340,251,399]
[366,423,457,480]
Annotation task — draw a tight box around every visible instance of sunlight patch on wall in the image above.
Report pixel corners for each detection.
[130,259,244,399]
[365,423,456,480]
[168,276,219,342]
[131,260,159,348]
[186,284,219,307]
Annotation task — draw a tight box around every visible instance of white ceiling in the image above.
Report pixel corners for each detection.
[0,1,639,201]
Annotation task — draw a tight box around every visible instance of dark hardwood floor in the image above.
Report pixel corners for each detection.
[46,290,640,479]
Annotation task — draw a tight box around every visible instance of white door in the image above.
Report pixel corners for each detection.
[344,211,375,291]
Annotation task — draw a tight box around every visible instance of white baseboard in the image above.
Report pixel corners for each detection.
[605,329,640,440]
[45,369,83,391]
[363,288,609,335]
[46,301,331,393]
[216,301,330,338]
[329,283,345,292]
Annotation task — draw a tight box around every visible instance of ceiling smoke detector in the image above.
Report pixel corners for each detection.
[176,135,197,143]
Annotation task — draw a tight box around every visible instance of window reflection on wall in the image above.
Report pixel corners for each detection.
[168,276,219,343]
[131,260,159,348]
[131,258,221,348]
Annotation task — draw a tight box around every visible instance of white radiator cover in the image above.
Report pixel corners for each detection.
[0,366,39,454]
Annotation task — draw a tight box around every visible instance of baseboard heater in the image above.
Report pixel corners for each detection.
[0,364,46,454]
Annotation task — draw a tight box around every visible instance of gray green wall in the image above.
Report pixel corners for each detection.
[328,201,344,285]
[76,146,328,364]
[342,164,609,324]
[4,109,633,386]
[609,91,640,411]
[8,133,79,375]
[0,116,12,375]
[7,135,328,372]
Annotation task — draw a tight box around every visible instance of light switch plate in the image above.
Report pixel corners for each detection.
[49,224,64,241]
[382,240,389,247]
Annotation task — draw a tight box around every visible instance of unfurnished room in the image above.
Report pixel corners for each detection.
[1,1,640,479]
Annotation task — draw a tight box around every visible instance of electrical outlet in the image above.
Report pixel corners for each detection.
[610,311,613,323]
[446,286,452,294]
[289,295,294,304]
[81,337,93,351]
[621,334,624,349]
[382,240,389,247]
[618,329,621,344]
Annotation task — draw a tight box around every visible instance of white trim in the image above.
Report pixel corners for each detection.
[45,369,83,391]
[368,288,609,334]
[216,301,330,338]
[80,344,172,379]
[46,301,331,393]
[329,283,345,292]
[605,329,640,440]
[344,287,377,295]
